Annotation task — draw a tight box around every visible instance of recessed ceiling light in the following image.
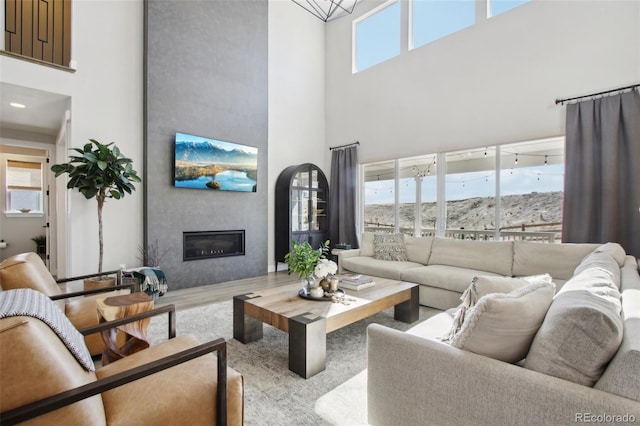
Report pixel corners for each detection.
[9,102,26,108]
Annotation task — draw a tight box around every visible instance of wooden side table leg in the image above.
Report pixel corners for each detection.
[100,323,124,366]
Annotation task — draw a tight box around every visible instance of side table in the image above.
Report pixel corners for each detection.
[96,292,154,365]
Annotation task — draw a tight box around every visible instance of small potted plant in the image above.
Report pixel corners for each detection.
[31,235,46,257]
[52,139,141,286]
[285,240,330,295]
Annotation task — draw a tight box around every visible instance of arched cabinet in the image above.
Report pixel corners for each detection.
[275,163,329,270]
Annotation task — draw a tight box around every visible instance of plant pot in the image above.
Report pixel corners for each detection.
[84,276,116,291]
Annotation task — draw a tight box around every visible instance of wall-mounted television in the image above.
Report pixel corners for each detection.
[174,132,258,192]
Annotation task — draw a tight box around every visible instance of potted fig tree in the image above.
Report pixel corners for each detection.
[52,139,141,286]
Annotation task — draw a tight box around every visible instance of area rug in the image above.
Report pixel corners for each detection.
[147,300,440,425]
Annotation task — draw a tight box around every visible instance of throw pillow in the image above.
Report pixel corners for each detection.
[373,233,407,261]
[445,274,552,340]
[524,267,623,387]
[360,232,375,257]
[449,280,556,363]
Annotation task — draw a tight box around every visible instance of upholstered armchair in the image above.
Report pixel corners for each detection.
[0,252,133,356]
[0,289,244,425]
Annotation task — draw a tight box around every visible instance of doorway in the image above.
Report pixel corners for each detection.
[0,83,71,276]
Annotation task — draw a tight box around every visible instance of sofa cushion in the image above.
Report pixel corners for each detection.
[446,274,553,339]
[341,256,422,281]
[360,233,375,257]
[428,238,513,276]
[97,334,244,426]
[573,251,621,288]
[448,280,555,363]
[373,233,407,261]
[406,311,455,340]
[513,241,598,281]
[404,236,433,265]
[593,242,626,267]
[594,256,640,402]
[524,266,623,387]
[401,265,503,294]
[459,274,553,307]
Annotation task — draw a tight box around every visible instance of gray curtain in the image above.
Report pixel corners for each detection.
[562,90,640,256]
[328,145,360,249]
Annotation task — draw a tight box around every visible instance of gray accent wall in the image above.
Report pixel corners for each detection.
[144,0,268,290]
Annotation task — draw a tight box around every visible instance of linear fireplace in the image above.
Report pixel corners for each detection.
[183,230,245,261]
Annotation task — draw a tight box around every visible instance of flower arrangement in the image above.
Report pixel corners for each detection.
[314,257,337,279]
[285,240,331,281]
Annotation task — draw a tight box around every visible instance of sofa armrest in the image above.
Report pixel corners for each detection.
[0,338,228,426]
[50,283,134,300]
[336,249,361,273]
[367,324,640,426]
[55,269,122,285]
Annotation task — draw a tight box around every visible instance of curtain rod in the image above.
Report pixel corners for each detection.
[329,141,360,151]
[555,83,639,105]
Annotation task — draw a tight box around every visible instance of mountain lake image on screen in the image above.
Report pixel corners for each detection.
[174,132,258,192]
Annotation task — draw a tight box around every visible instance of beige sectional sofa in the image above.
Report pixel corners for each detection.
[337,233,600,309]
[342,234,640,425]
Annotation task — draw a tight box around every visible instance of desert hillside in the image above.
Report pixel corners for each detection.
[365,191,563,232]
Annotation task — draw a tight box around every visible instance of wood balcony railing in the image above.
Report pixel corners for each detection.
[4,0,72,68]
[364,221,562,243]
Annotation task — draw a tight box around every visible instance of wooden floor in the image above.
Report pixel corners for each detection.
[154,271,300,311]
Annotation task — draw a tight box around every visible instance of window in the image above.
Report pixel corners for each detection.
[399,156,437,236]
[488,0,530,17]
[360,138,565,243]
[445,147,496,239]
[353,1,401,72]
[411,0,475,49]
[363,160,396,233]
[499,138,564,242]
[6,160,43,213]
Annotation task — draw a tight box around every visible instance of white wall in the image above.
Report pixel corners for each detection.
[326,0,640,164]
[268,0,327,271]
[0,0,144,276]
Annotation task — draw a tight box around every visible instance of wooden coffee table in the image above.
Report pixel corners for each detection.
[233,277,418,378]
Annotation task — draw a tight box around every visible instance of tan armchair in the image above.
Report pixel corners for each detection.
[0,252,132,356]
[0,288,244,425]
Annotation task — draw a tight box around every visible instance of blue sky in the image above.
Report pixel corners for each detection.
[365,163,564,204]
[356,0,530,72]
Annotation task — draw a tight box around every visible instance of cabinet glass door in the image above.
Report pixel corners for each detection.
[291,189,310,232]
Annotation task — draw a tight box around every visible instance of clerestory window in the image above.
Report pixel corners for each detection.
[411,0,475,50]
[353,0,401,73]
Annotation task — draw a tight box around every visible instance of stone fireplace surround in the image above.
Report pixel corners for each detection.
[144,1,268,290]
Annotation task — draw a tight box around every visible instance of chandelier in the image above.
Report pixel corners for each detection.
[291,0,359,22]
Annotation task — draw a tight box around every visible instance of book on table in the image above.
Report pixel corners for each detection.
[338,274,375,290]
[340,274,373,284]
[339,280,376,290]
